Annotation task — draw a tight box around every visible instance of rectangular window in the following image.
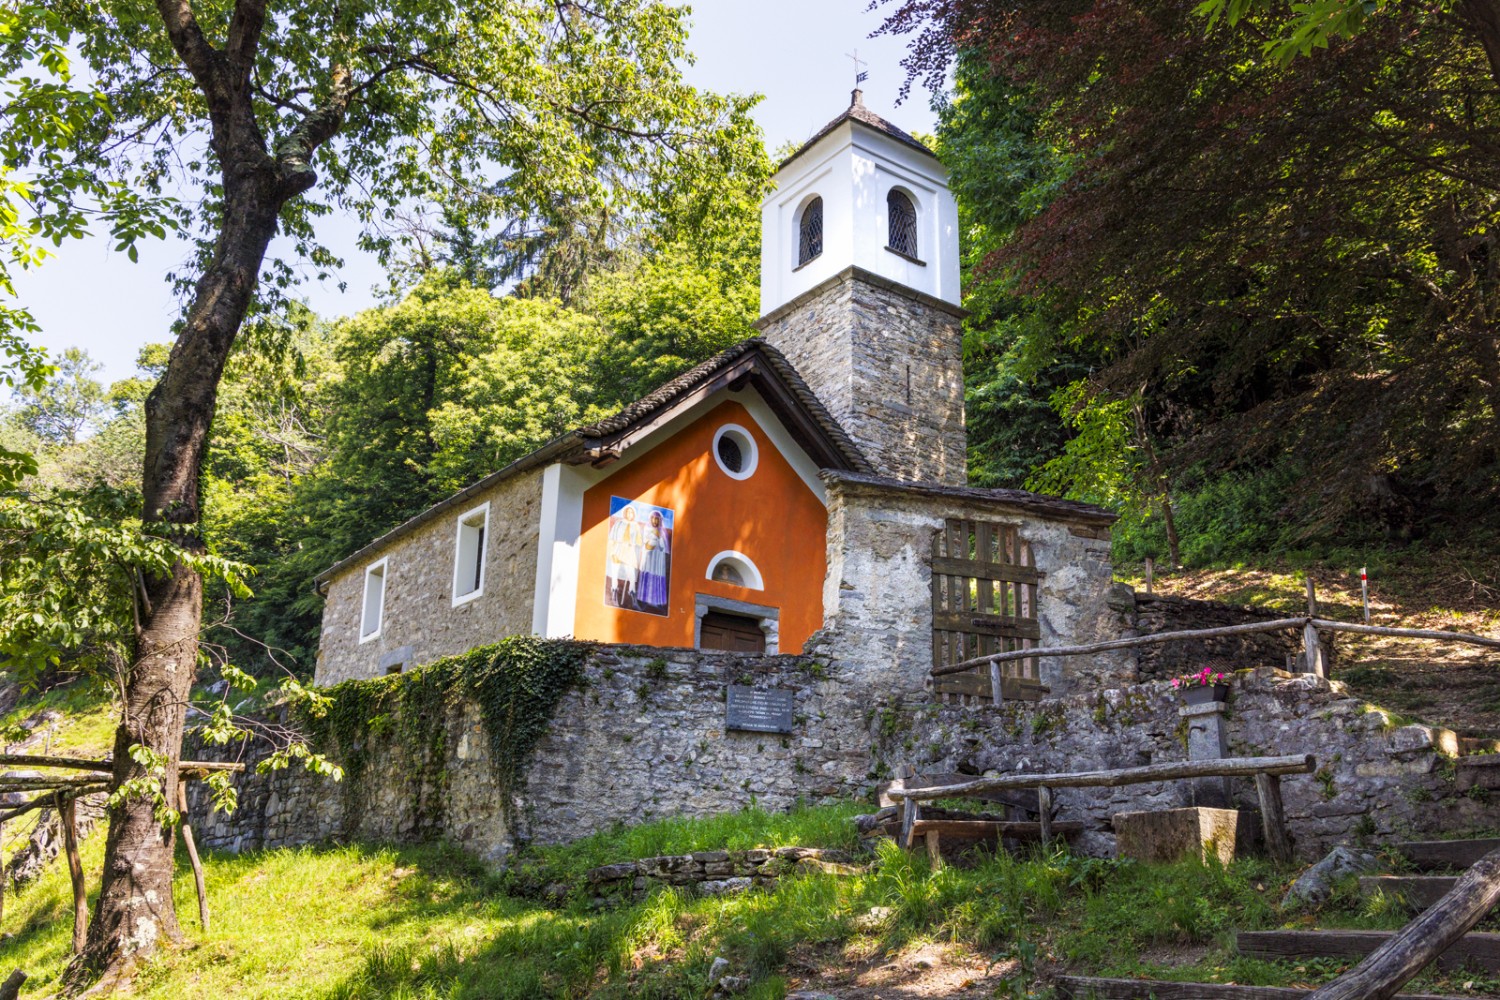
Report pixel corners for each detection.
[452,502,489,606]
[360,559,387,642]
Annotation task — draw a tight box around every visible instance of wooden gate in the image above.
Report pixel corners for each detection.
[930,519,1043,701]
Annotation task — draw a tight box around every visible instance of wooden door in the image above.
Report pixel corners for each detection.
[699,612,767,653]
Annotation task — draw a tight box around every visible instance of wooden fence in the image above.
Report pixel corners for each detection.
[886,753,1316,864]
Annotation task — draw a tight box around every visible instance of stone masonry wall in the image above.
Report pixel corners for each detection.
[189,645,890,860]
[821,473,1131,696]
[1130,593,1333,681]
[316,469,545,685]
[757,267,967,485]
[888,668,1492,861]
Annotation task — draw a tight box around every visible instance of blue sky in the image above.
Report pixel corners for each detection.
[14,1,940,385]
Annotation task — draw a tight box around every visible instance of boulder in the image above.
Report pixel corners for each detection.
[1280,845,1382,910]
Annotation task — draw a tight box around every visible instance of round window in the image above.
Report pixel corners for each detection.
[711,424,758,480]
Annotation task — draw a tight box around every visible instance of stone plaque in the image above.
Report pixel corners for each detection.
[726,685,794,734]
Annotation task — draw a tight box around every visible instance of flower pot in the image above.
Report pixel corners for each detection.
[1182,683,1230,705]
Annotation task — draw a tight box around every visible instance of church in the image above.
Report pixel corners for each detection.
[312,91,1123,696]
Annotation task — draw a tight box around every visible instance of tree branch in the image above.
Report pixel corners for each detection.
[152,0,226,106]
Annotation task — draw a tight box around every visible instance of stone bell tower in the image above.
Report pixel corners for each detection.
[755,89,966,485]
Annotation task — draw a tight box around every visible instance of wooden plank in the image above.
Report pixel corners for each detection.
[1256,772,1294,864]
[930,531,944,669]
[1238,929,1500,974]
[1397,839,1500,871]
[909,819,1084,837]
[1055,976,1473,999]
[891,755,1316,801]
[1308,846,1500,998]
[929,556,1042,585]
[924,829,943,870]
[899,796,919,850]
[931,611,1042,640]
[1360,876,1459,911]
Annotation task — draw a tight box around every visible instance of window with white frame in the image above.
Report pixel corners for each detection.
[360,559,387,642]
[452,502,489,605]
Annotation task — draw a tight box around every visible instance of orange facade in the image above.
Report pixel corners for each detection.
[573,399,827,652]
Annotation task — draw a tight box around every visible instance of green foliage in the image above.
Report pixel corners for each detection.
[14,347,108,446]
[0,484,251,680]
[301,637,591,826]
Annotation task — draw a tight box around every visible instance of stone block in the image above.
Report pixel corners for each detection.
[1112,807,1245,865]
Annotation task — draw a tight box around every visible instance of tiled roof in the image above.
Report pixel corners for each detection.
[315,339,870,586]
[821,469,1119,526]
[779,90,940,171]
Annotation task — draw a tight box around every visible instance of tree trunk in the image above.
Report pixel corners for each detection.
[64,181,282,988]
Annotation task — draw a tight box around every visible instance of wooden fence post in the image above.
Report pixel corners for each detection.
[1038,786,1053,846]
[177,783,210,932]
[57,793,87,955]
[990,658,1004,708]
[1255,772,1294,864]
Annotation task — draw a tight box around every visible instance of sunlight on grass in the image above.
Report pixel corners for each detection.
[2,805,1488,998]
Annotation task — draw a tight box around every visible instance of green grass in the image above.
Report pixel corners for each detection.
[0,677,119,757]
[4,806,1498,998]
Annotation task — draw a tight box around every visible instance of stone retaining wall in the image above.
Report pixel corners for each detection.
[1129,593,1330,680]
[885,667,1490,860]
[188,645,890,860]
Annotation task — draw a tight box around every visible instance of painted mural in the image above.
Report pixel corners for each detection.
[605,496,675,616]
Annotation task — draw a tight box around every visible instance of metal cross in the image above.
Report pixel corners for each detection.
[847,49,869,88]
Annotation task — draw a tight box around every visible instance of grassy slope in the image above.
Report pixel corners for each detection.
[2,805,1498,998]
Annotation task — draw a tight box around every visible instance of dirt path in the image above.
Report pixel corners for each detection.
[784,942,1021,999]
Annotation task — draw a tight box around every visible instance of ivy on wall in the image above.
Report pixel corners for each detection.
[298,636,592,831]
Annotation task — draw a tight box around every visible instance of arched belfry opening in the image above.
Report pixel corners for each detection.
[887,189,918,259]
[797,196,823,267]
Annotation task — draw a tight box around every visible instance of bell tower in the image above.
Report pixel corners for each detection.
[756,90,966,485]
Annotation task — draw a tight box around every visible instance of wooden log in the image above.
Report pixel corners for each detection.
[1303,622,1325,678]
[1397,839,1500,871]
[889,755,1317,802]
[1307,846,1500,998]
[990,659,1003,708]
[933,618,1309,674]
[0,754,244,774]
[0,785,108,826]
[934,615,1500,677]
[1255,771,1294,864]
[907,819,1085,838]
[177,783,210,932]
[57,794,87,955]
[1054,975,1471,999]
[0,969,26,1000]
[900,796,919,850]
[1038,786,1053,846]
[1310,619,1500,651]
[0,774,113,790]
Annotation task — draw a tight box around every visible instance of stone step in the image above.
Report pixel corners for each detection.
[1237,929,1500,973]
[1359,874,1458,909]
[1395,838,1500,870]
[1457,756,1500,792]
[1055,975,1476,999]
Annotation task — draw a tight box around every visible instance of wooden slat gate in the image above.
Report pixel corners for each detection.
[930,519,1043,702]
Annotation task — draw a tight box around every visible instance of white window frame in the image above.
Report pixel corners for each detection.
[706,550,765,591]
[451,501,490,607]
[359,558,388,643]
[712,424,759,480]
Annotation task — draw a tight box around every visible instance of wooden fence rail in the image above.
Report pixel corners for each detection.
[932,616,1500,678]
[888,754,1315,863]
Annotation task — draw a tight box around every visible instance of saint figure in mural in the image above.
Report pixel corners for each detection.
[605,497,674,616]
[636,509,671,614]
[606,503,642,609]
